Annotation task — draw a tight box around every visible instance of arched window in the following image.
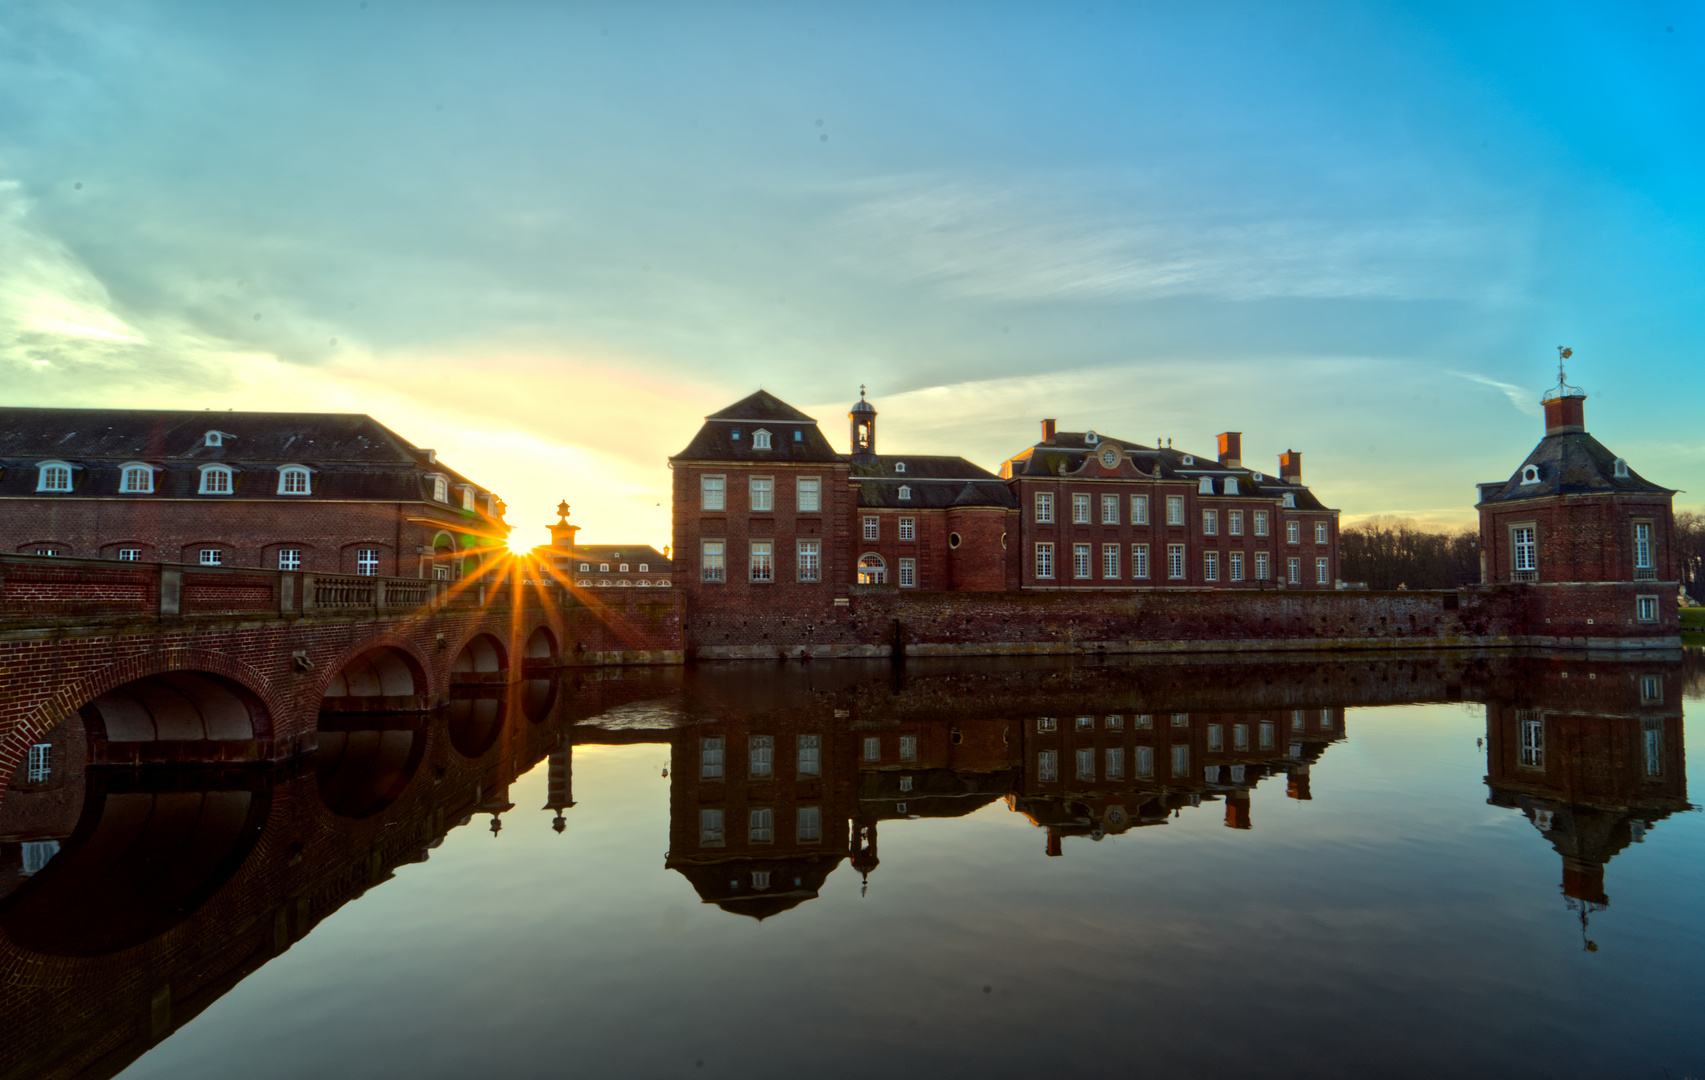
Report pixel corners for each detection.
[639,563,649,572]
[460,486,475,510]
[119,463,154,494]
[199,465,234,495]
[600,563,610,572]
[858,554,887,585]
[752,429,772,450]
[579,563,590,572]
[36,461,73,493]
[1281,493,1296,508]
[277,465,311,495]
[619,563,629,572]
[894,461,906,473]
[898,485,912,500]
[1198,477,1214,494]
[1614,458,1629,478]
[432,476,448,502]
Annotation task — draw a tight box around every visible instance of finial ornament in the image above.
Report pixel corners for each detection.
[1543,347,1583,402]
[859,384,866,400]
[1557,345,1572,383]
[555,500,570,520]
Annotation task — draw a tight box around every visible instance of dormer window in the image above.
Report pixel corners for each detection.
[431,476,448,502]
[1224,478,1239,495]
[1614,458,1629,479]
[600,563,610,572]
[731,428,741,441]
[1521,465,1540,485]
[1251,472,1264,482]
[460,486,475,510]
[1085,430,1099,445]
[1282,493,1296,508]
[120,463,154,494]
[1198,477,1214,494]
[36,461,73,492]
[639,563,649,572]
[899,485,912,500]
[1181,455,1194,466]
[580,563,590,572]
[894,462,906,473]
[277,465,311,495]
[199,464,234,495]
[204,431,223,447]
[793,429,803,441]
[619,563,629,572]
[752,429,772,450]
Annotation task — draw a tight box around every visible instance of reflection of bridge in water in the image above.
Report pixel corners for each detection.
[0,651,1692,1078]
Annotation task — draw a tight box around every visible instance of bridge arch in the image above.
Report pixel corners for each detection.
[317,642,432,710]
[450,632,508,683]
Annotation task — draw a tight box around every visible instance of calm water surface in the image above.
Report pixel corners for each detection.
[3,653,1702,1079]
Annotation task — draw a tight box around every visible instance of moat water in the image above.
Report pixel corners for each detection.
[3,652,1703,1079]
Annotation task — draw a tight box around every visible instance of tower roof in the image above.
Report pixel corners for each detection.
[704,390,817,423]
[1477,431,1674,505]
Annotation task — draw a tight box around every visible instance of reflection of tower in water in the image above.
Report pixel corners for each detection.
[543,744,575,833]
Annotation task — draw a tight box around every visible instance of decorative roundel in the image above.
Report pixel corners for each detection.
[1098,444,1121,470]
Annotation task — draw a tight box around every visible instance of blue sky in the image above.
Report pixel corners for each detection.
[1,1,1700,546]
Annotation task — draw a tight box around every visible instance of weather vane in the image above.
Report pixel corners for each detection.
[1557,345,1572,383]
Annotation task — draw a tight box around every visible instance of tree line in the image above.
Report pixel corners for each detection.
[1339,517,1480,590]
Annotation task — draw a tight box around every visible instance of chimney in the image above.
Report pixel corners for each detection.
[1217,432,1242,468]
[1223,794,1252,830]
[1279,450,1302,484]
[1041,419,1057,444]
[1044,828,1063,857]
[1543,391,1586,435]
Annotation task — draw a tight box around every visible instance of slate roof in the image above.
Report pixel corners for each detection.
[704,390,817,423]
[1477,431,1675,506]
[0,407,498,506]
[549,545,670,566]
[1003,431,1334,511]
[851,455,1018,509]
[671,398,844,464]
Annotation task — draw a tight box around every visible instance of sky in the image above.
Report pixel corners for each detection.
[1,1,1701,549]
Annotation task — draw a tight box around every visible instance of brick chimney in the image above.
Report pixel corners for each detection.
[1217,432,1242,468]
[1543,391,1586,435]
[1041,419,1057,444]
[1279,450,1302,484]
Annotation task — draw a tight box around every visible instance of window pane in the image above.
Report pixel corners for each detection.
[701,475,725,510]
[797,476,821,512]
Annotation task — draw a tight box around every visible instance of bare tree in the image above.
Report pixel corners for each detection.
[1340,516,1480,590]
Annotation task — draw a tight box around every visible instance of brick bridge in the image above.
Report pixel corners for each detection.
[0,554,683,786]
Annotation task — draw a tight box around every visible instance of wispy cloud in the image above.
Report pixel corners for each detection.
[1449,370,1542,416]
[833,175,1533,305]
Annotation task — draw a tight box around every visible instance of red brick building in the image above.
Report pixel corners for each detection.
[539,502,671,588]
[0,408,508,578]
[671,389,1340,608]
[1476,374,1679,636]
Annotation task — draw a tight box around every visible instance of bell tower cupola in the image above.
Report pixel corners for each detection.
[849,386,877,461]
[1542,346,1587,435]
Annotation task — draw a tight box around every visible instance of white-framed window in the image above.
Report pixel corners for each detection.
[899,558,916,587]
[204,430,223,447]
[899,775,914,792]
[1035,492,1054,523]
[1105,747,1125,779]
[619,563,629,572]
[1233,724,1248,750]
[1076,747,1095,781]
[1167,544,1185,579]
[1512,526,1537,573]
[1641,675,1663,704]
[1132,494,1149,524]
[1255,551,1270,580]
[1077,714,1094,730]
[894,461,907,473]
[1037,717,1057,732]
[1287,557,1301,584]
[199,549,223,566]
[1103,543,1120,579]
[639,563,649,572]
[797,806,822,843]
[1198,477,1214,494]
[1204,550,1219,582]
[1519,715,1544,768]
[1135,746,1154,777]
[434,565,451,580]
[1286,520,1300,544]
[797,734,821,777]
[432,476,448,502]
[1643,719,1664,777]
[749,540,774,582]
[120,464,153,493]
[863,516,880,540]
[1205,765,1221,784]
[1166,495,1184,525]
[1293,710,1307,731]
[117,548,141,561]
[1254,511,1269,537]
[1132,543,1149,579]
[278,549,301,570]
[34,547,60,557]
[700,737,724,779]
[1038,750,1058,783]
[1035,542,1055,579]
[579,563,590,571]
[198,465,234,495]
[1181,455,1194,466]
[700,808,725,847]
[601,564,610,572]
[1316,557,1330,584]
[1171,744,1189,777]
[701,474,726,511]
[749,808,774,843]
[457,486,474,510]
[1260,722,1274,749]
[1073,543,1091,579]
[275,465,311,495]
[1101,494,1120,524]
[1224,478,1240,495]
[797,539,821,582]
[1203,509,1218,536]
[1637,595,1659,622]
[26,743,51,783]
[750,476,774,512]
[797,475,821,512]
[1635,522,1653,570]
[1521,465,1539,484]
[701,540,726,582]
[900,735,918,760]
[899,517,915,541]
[1315,521,1329,544]
[1614,458,1630,479]
[752,428,772,450]
[357,548,380,575]
[898,484,912,501]
[863,736,881,762]
[1282,493,1296,508]
[749,735,773,778]
[1072,493,1091,524]
[1228,510,1242,536]
[1229,551,1244,582]
[858,554,886,584]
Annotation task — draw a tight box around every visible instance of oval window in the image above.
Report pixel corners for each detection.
[948,532,962,549]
